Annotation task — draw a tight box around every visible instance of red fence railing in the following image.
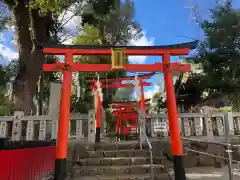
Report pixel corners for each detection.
[0,139,55,180]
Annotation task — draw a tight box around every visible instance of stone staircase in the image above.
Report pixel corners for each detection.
[71,141,173,180]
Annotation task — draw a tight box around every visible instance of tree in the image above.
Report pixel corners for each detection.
[151,92,166,113]
[2,0,85,114]
[2,0,141,115]
[113,87,134,101]
[188,0,240,109]
[82,0,142,45]
[70,0,143,112]
[2,0,55,114]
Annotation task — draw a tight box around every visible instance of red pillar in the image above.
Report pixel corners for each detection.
[139,78,145,110]
[162,54,186,180]
[95,90,101,142]
[54,53,73,180]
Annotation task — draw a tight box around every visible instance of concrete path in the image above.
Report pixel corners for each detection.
[185,165,240,180]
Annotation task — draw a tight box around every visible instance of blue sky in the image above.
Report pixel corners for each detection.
[130,0,240,98]
[1,0,240,98]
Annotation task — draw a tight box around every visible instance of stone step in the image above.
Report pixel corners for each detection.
[77,157,166,166]
[74,164,165,176]
[75,173,172,180]
[92,141,142,150]
[86,149,149,158]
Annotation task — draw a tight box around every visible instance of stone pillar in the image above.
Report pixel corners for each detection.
[48,82,61,139]
[138,109,146,145]
[0,121,8,138]
[48,82,62,117]
[201,106,214,139]
[39,120,47,140]
[215,117,224,136]
[204,115,214,138]
[224,112,235,137]
[100,109,106,135]
[11,111,24,141]
[68,120,71,137]
[26,120,34,141]
[193,117,202,136]
[151,117,157,137]
[235,117,240,134]
[138,109,146,132]
[183,118,191,137]
[162,117,169,137]
[51,120,58,139]
[76,115,84,139]
[88,110,96,143]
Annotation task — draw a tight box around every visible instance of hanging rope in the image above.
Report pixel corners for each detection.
[155,73,166,101]
[96,72,103,102]
[75,72,81,102]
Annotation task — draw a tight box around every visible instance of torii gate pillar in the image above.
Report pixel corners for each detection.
[163,54,186,180]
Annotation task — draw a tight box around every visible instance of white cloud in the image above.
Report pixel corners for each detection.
[128,32,155,64]
[0,33,5,43]
[0,44,18,64]
[58,3,84,44]
[132,84,159,100]
[144,84,159,99]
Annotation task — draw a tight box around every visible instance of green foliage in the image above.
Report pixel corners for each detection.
[181,1,240,109]
[151,92,166,113]
[175,73,204,109]
[0,87,13,116]
[71,24,127,112]
[72,23,102,45]
[197,1,240,91]
[0,65,7,87]
[113,87,134,101]
[29,0,77,15]
[0,66,13,116]
[82,0,142,45]
[214,106,232,112]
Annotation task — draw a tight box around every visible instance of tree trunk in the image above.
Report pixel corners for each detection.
[9,0,52,115]
[11,0,33,115]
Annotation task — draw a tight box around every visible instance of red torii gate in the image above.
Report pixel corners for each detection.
[89,80,151,142]
[42,44,190,180]
[112,109,138,140]
[110,99,151,109]
[110,100,150,138]
[89,73,154,110]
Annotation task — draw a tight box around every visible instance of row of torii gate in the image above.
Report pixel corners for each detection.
[88,72,153,141]
[42,44,195,180]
